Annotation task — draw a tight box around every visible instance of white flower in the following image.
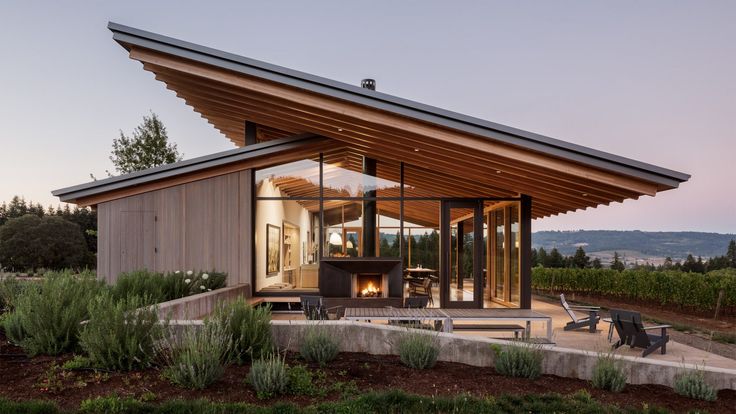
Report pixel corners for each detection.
[184,278,191,284]
[200,285,206,290]
[175,270,181,274]
[207,289,212,292]
[202,273,209,280]
[186,270,193,276]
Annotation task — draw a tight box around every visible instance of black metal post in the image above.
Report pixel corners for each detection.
[362,157,377,256]
[245,121,257,145]
[520,194,532,309]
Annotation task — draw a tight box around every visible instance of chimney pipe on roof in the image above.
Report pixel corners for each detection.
[361,78,376,90]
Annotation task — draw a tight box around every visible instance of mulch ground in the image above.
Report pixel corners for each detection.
[1,332,735,413]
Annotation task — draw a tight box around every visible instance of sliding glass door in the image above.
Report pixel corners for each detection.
[441,200,483,308]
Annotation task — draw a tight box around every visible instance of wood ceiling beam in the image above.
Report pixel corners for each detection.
[131,47,659,199]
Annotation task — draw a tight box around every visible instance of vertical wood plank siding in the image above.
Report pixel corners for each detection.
[97,171,252,286]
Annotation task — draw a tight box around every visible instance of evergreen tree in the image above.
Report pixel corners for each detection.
[611,251,625,272]
[537,247,549,268]
[591,257,602,269]
[548,248,565,268]
[530,248,538,267]
[728,239,736,268]
[110,112,183,174]
[572,247,590,269]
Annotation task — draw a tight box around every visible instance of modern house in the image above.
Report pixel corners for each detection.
[53,22,690,310]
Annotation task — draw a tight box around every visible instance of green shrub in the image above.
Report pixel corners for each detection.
[396,330,440,369]
[113,269,228,305]
[212,298,273,363]
[2,311,27,344]
[0,276,29,312]
[79,396,145,413]
[492,341,544,379]
[532,267,736,315]
[157,317,232,389]
[11,271,103,355]
[61,355,92,371]
[673,369,717,401]
[247,353,289,399]
[591,353,627,392]
[0,215,94,272]
[2,390,675,413]
[112,270,168,304]
[286,364,320,396]
[79,293,164,371]
[299,324,339,367]
[0,398,60,414]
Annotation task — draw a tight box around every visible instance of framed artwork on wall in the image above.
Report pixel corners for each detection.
[266,224,281,275]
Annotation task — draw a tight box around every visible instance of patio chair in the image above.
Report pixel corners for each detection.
[409,277,434,306]
[609,309,670,357]
[560,293,600,332]
[300,295,343,320]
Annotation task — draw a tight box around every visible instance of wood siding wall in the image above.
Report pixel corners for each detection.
[97,170,253,286]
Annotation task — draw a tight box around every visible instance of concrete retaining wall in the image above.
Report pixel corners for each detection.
[269,320,736,391]
[155,283,250,319]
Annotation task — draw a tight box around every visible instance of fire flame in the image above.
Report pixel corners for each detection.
[361,281,378,296]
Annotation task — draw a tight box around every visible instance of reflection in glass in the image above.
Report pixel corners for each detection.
[494,209,505,300]
[322,158,400,197]
[449,208,475,303]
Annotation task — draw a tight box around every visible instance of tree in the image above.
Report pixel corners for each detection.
[572,247,590,269]
[110,112,183,174]
[537,247,548,268]
[547,248,565,268]
[0,215,93,271]
[611,251,625,272]
[728,239,736,268]
[591,257,602,269]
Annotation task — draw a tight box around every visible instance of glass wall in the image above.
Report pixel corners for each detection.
[487,202,520,307]
[253,151,524,306]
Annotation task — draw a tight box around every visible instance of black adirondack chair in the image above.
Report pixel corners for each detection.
[610,309,670,357]
[560,293,600,332]
[300,295,343,320]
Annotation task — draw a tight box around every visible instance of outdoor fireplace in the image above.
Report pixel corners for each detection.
[353,273,387,298]
[319,258,402,307]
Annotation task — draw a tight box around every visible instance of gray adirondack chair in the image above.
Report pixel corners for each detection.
[560,293,600,332]
[610,309,670,357]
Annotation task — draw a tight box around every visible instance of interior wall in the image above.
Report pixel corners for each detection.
[254,178,311,290]
[96,170,252,287]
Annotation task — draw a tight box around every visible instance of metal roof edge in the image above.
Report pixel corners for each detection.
[52,134,321,202]
[106,22,690,187]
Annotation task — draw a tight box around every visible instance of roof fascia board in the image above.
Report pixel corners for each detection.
[108,22,689,187]
[52,133,322,202]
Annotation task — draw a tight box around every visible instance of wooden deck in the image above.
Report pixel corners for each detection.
[343,307,553,339]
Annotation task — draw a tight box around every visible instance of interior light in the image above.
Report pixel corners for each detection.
[329,232,343,245]
[346,240,354,249]
[496,170,502,174]
[414,148,420,152]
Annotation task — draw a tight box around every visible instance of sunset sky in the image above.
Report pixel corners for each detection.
[0,1,733,233]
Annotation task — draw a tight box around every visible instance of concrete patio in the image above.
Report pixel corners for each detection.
[271,298,736,370]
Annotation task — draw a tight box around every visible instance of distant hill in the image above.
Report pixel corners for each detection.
[532,230,735,263]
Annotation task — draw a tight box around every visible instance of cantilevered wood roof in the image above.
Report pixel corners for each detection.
[53,23,690,219]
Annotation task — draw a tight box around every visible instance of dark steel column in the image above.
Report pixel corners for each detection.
[520,195,533,309]
[362,157,377,256]
[456,221,464,289]
[245,121,257,145]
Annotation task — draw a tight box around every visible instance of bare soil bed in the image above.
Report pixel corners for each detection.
[1,332,734,413]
